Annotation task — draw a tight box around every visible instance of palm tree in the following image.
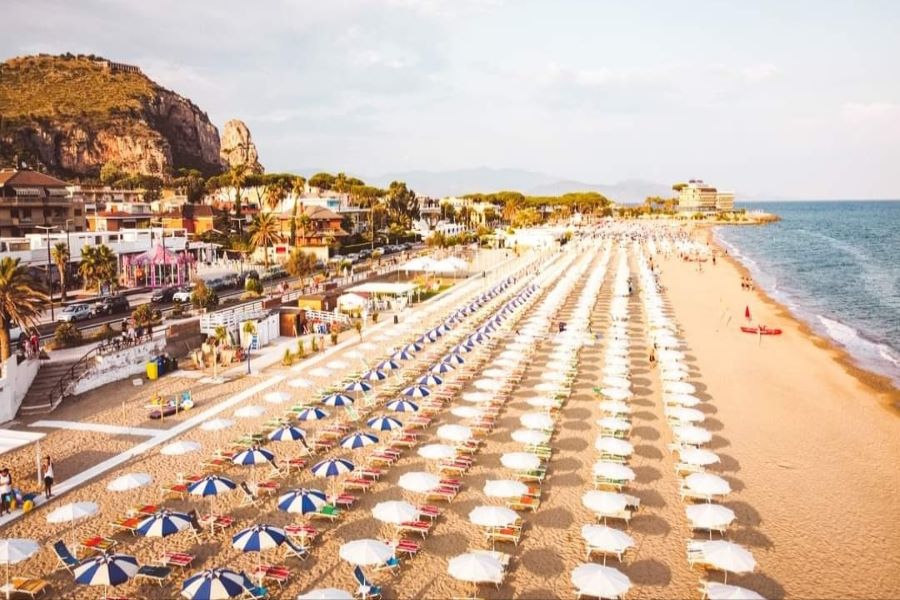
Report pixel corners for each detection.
[265,178,288,213]
[284,248,318,278]
[249,213,283,269]
[79,244,117,294]
[230,165,247,221]
[50,242,70,301]
[0,257,47,361]
[289,177,306,244]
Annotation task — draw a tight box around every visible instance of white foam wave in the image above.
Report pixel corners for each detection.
[818,315,900,381]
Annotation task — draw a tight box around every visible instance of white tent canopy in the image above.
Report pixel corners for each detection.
[347,282,418,297]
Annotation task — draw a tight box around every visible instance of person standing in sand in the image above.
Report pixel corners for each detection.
[0,468,12,515]
[42,455,54,499]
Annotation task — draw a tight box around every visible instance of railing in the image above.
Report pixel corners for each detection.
[42,345,103,412]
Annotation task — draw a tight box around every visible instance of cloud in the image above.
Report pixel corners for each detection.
[842,101,900,124]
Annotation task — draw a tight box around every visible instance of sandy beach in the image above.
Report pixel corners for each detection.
[0,229,897,599]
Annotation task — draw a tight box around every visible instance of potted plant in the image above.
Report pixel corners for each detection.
[282,348,294,366]
[297,339,305,358]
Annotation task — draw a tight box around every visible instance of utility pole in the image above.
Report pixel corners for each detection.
[36,225,57,321]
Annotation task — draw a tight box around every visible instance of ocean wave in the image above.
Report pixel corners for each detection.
[817,315,900,380]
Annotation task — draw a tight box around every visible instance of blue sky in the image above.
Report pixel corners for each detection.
[4,0,900,198]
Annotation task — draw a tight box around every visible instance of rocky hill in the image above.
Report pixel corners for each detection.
[0,54,241,179]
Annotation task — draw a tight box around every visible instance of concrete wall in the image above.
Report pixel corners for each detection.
[71,338,166,396]
[0,356,40,423]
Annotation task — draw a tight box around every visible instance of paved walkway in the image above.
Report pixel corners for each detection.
[27,421,161,437]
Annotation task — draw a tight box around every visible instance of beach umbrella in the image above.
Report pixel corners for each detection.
[234,405,265,418]
[469,506,519,528]
[74,553,138,594]
[161,441,201,456]
[288,378,313,389]
[372,501,418,528]
[582,491,628,516]
[309,367,331,378]
[361,369,387,382]
[597,417,631,433]
[0,539,39,600]
[417,374,444,386]
[668,406,705,423]
[232,447,276,466]
[107,473,152,492]
[232,524,286,556]
[278,488,328,516]
[344,381,372,393]
[500,452,541,471]
[700,541,756,581]
[367,415,403,431]
[326,360,347,370]
[322,393,354,407]
[679,448,720,467]
[398,472,440,494]
[189,475,237,498]
[268,425,307,442]
[448,552,503,586]
[661,368,690,382]
[580,524,635,564]
[297,589,354,600]
[418,444,456,461]
[450,343,473,354]
[136,509,191,538]
[685,473,731,499]
[685,504,737,533]
[570,563,631,599]
[181,568,249,600]
[297,407,329,421]
[340,432,379,450]
[473,378,503,392]
[461,391,492,404]
[376,359,400,371]
[391,349,415,361]
[664,381,696,395]
[599,387,633,401]
[673,425,713,445]
[405,341,424,352]
[264,391,290,404]
[592,462,636,482]
[443,353,466,365]
[312,458,355,500]
[666,393,702,407]
[483,480,528,498]
[602,364,630,377]
[511,429,548,445]
[401,385,431,398]
[47,501,98,524]
[437,424,473,442]
[339,540,394,566]
[431,362,455,374]
[200,419,234,432]
[520,412,554,431]
[705,583,765,600]
[602,376,631,389]
[451,406,482,419]
[745,305,751,321]
[599,400,631,415]
[482,368,511,379]
[386,399,419,413]
[526,397,558,409]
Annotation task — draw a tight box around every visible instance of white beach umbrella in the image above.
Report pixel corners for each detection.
[592,462,636,482]
[604,355,630,368]
[264,391,290,404]
[372,501,418,525]
[668,406,705,423]
[582,490,628,515]
[598,400,631,415]
[160,441,200,456]
[664,381,696,395]
[297,589,354,600]
[450,406,482,419]
[540,371,568,382]
[494,358,519,368]
[520,412,554,430]
[107,473,152,492]
[666,393,702,407]
[436,425,473,442]
[597,417,631,433]
[500,452,541,471]
[398,472,440,494]
[326,360,347,370]
[468,506,519,528]
[339,540,394,566]
[288,378,313,389]
[685,473,732,498]
[570,563,631,599]
[418,444,457,460]
[234,405,265,418]
[462,391,493,404]
[499,350,525,361]
[482,368,511,379]
[658,349,685,361]
[700,541,756,576]
[602,364,630,377]
[594,437,634,457]
[534,382,564,393]
[679,448,721,466]
[511,429,548,445]
[345,350,364,360]
[447,553,503,584]
[685,504,737,531]
[705,583,765,600]
[474,378,504,391]
[0,537,39,598]
[580,524,635,554]
[308,367,332,378]
[200,418,234,431]
[47,502,98,524]
[601,376,631,389]
[483,480,528,498]
[526,397,558,409]
[673,425,713,445]
[599,387,633,401]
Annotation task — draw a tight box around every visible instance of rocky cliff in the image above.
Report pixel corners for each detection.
[220,119,263,173]
[0,54,228,178]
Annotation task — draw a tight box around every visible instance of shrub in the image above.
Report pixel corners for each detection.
[191,279,219,310]
[132,302,154,327]
[296,339,305,357]
[282,348,294,366]
[53,322,82,348]
[244,277,263,295]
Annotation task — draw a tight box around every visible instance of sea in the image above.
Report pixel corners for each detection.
[714,200,900,388]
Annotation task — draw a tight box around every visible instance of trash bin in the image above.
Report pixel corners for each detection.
[156,356,166,377]
[393,315,399,324]
[146,361,158,380]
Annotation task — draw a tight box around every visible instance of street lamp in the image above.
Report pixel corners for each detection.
[35,225,57,321]
[228,216,248,276]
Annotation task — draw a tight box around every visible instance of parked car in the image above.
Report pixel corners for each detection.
[371,248,384,259]
[205,277,226,291]
[172,286,193,303]
[221,274,240,288]
[94,294,131,316]
[345,253,360,264]
[150,286,177,303]
[57,303,93,322]
[358,249,371,260]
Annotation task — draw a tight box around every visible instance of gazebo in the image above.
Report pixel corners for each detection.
[125,244,194,287]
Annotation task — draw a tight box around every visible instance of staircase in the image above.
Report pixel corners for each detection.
[17,344,101,416]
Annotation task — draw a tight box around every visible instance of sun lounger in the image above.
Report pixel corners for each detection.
[506,495,541,512]
[135,565,172,585]
[595,509,633,524]
[253,564,290,587]
[160,551,195,570]
[675,462,704,476]
[3,576,50,597]
[239,577,269,600]
[76,536,117,557]
[109,516,143,535]
[373,555,401,575]
[417,504,441,521]
[359,467,385,480]
[334,493,357,508]
[383,537,421,556]
[129,504,160,516]
[398,520,432,538]
[353,566,382,599]
[514,468,546,483]
[485,526,522,546]
[309,504,342,521]
[255,480,279,496]
[284,537,310,561]
[426,486,458,502]
[586,543,629,562]
[198,514,235,532]
[284,524,319,543]
[342,478,375,493]
[240,481,261,507]
[162,482,189,500]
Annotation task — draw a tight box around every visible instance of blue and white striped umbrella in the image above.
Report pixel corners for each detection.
[74,553,139,588]
[450,343,473,354]
[232,447,276,466]
[181,568,250,600]
[436,324,451,334]
[361,369,387,382]
[297,407,329,421]
[376,360,400,371]
[386,399,419,413]
[268,425,306,442]
[340,432,379,449]
[428,327,444,338]
[431,361,455,373]
[189,475,237,497]
[344,381,372,393]
[136,509,191,538]
[322,393,354,407]
[232,524,286,553]
[415,335,428,345]
[367,415,404,431]
[401,385,431,398]
[442,353,466,365]
[277,488,328,515]
[391,349,415,361]
[418,374,444,386]
[311,458,355,478]
[424,331,439,343]
[404,342,423,352]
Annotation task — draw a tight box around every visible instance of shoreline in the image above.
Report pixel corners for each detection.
[702,226,900,410]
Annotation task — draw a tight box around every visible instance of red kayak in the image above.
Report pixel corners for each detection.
[740,325,783,335]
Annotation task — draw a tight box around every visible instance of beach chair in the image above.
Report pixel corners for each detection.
[506,495,541,512]
[309,504,341,522]
[285,524,319,544]
[353,565,382,599]
[417,505,441,521]
[485,526,523,546]
[4,576,50,597]
[373,555,401,575]
[334,493,357,509]
[186,510,205,541]
[76,535,117,557]
[253,564,290,588]
[160,551,195,570]
[425,486,458,503]
[240,482,261,507]
[385,538,421,557]
[135,565,172,586]
[52,541,79,573]
[284,537,310,561]
[397,520,432,538]
[238,572,269,599]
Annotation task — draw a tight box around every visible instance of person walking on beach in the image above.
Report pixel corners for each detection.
[42,455,54,499]
[0,468,12,515]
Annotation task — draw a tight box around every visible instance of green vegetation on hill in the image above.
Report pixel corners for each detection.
[0,54,155,126]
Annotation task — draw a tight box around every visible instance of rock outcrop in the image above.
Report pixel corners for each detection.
[220,119,263,174]
[0,54,226,178]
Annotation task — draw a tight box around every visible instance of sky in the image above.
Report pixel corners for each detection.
[4,0,900,199]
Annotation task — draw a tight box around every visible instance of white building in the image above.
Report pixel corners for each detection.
[678,180,735,213]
